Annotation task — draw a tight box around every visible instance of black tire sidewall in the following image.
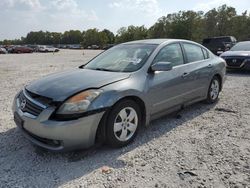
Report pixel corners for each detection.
[206,76,220,104]
[106,100,142,148]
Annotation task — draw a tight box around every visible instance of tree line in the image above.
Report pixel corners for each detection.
[1,5,250,47]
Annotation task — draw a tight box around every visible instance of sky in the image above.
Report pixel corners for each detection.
[0,0,250,40]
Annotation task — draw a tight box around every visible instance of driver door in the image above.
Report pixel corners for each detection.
[146,43,192,116]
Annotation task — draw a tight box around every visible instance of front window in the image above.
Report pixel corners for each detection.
[230,42,250,51]
[84,44,157,72]
[153,43,184,67]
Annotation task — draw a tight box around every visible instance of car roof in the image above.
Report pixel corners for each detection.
[122,39,195,45]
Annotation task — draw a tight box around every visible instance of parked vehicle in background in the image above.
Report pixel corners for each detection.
[0,47,8,54]
[57,44,67,49]
[4,45,15,53]
[38,45,59,53]
[68,44,82,49]
[202,36,237,56]
[103,44,115,50]
[12,46,33,53]
[26,45,39,52]
[220,41,250,70]
[12,39,226,151]
[87,45,100,49]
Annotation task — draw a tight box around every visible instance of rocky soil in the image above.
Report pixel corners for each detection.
[0,50,249,188]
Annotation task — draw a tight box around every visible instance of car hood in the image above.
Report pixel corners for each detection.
[221,51,250,57]
[26,68,130,101]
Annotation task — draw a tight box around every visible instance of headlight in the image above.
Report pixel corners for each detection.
[56,89,102,114]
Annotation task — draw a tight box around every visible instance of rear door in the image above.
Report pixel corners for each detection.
[180,42,213,103]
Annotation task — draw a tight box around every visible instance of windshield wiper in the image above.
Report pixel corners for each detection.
[93,68,117,72]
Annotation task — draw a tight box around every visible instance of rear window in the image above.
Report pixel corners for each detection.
[183,43,205,63]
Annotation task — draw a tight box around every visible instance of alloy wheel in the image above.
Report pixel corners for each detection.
[113,107,138,142]
[210,79,220,100]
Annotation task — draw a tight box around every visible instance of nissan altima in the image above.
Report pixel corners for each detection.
[220,41,250,70]
[13,39,226,151]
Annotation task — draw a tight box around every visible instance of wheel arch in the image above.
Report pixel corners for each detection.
[95,95,147,144]
[115,96,147,126]
[213,73,222,91]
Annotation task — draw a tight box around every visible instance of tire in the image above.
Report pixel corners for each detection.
[106,100,142,148]
[206,76,221,104]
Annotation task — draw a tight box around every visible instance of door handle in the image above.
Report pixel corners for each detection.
[182,72,190,78]
[207,64,213,68]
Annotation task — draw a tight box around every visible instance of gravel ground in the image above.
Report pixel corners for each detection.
[0,50,249,188]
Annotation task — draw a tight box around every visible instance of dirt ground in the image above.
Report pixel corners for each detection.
[0,50,249,188]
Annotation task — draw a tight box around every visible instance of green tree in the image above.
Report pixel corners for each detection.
[148,16,171,38]
[115,25,148,43]
[82,28,100,47]
[101,29,115,44]
[204,5,237,37]
[61,30,82,44]
[1,5,250,45]
[149,11,205,42]
[231,11,250,40]
[98,31,109,47]
[25,31,46,44]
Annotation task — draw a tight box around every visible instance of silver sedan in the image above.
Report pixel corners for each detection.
[13,39,226,151]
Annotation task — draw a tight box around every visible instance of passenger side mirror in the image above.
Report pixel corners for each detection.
[151,62,173,72]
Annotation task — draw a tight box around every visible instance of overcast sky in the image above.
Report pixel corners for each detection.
[0,0,250,40]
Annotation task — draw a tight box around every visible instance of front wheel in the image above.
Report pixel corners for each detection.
[106,100,141,148]
[206,76,221,104]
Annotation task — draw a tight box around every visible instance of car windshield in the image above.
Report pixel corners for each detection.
[230,42,250,51]
[84,44,157,72]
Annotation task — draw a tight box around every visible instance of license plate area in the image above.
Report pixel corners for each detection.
[14,112,24,128]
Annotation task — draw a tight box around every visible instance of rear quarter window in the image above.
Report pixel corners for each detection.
[202,48,210,59]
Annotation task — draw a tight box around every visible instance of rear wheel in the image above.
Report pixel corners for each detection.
[106,100,141,148]
[206,76,220,104]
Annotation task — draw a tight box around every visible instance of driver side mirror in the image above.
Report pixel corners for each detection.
[151,62,173,72]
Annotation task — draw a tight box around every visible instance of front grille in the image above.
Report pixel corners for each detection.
[225,57,245,68]
[25,89,52,105]
[18,91,45,116]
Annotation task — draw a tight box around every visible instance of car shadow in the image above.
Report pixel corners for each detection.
[0,102,216,187]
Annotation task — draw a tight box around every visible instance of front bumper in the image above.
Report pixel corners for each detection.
[12,93,105,151]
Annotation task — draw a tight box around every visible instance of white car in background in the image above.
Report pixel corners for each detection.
[0,47,8,54]
[38,45,59,53]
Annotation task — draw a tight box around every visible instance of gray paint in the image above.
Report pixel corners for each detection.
[13,39,226,151]
[26,69,130,101]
